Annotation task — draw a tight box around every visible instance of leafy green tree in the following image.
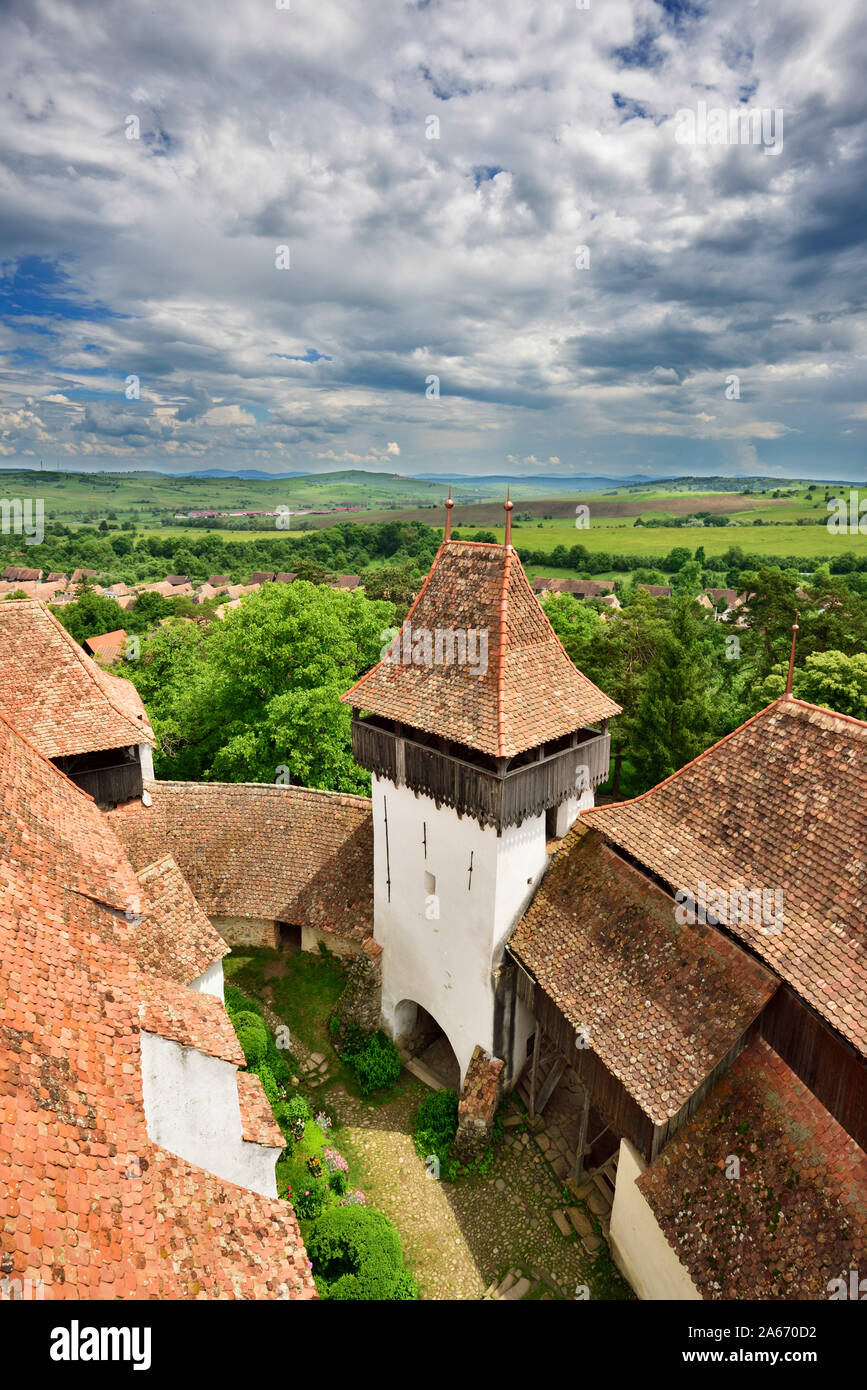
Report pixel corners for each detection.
[53,592,128,645]
[630,597,714,789]
[127,581,394,791]
[758,650,867,720]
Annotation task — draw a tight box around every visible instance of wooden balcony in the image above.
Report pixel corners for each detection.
[52,746,144,808]
[351,713,610,830]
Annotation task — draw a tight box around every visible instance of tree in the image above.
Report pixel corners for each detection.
[127,581,395,791]
[758,651,867,720]
[630,598,715,790]
[53,592,128,645]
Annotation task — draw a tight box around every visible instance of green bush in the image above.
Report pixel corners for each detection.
[255,1063,278,1106]
[341,1029,402,1097]
[307,1207,417,1300]
[284,1094,311,1123]
[233,1011,269,1067]
[294,1179,327,1221]
[413,1089,459,1181]
[275,1092,311,1144]
[224,986,261,1019]
[329,1170,348,1196]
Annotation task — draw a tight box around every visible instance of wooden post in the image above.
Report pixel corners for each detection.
[528,1024,542,1121]
[573,1084,591,1184]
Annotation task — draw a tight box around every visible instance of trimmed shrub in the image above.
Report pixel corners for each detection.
[329,1170,348,1196]
[233,1011,269,1067]
[284,1094,311,1124]
[294,1180,327,1221]
[306,1207,417,1301]
[341,1029,402,1097]
[413,1089,459,1181]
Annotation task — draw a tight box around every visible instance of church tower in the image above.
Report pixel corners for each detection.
[342,499,620,1087]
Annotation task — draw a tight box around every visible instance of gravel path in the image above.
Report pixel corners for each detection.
[324,1079,630,1301]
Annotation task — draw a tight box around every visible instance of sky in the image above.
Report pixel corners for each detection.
[0,0,865,481]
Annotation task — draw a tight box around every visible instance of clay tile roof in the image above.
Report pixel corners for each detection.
[208,575,231,587]
[83,629,128,664]
[0,712,314,1300]
[138,977,243,1064]
[582,698,867,1053]
[108,780,373,942]
[250,571,275,584]
[510,826,777,1123]
[0,600,154,758]
[637,584,671,597]
[70,568,96,583]
[342,541,620,758]
[237,1072,286,1148]
[2,565,41,581]
[275,572,298,583]
[134,855,229,985]
[165,574,190,586]
[331,574,361,590]
[557,579,615,597]
[637,1037,867,1299]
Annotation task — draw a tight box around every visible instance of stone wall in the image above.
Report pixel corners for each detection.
[210,915,279,950]
[330,938,383,1050]
[301,925,364,959]
[452,1045,505,1165]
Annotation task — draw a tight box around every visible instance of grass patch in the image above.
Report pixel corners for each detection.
[224,945,348,1057]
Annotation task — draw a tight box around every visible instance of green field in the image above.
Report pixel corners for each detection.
[3,466,864,563]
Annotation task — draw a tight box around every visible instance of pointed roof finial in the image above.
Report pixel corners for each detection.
[785,612,799,696]
[444,488,454,542]
[504,488,514,548]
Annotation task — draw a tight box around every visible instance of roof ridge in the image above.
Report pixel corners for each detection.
[496,548,513,757]
[581,696,791,814]
[783,695,867,731]
[143,778,372,807]
[341,541,446,705]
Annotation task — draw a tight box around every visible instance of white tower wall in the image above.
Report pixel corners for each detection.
[372,775,549,1083]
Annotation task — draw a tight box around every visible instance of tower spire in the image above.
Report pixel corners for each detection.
[785,612,799,696]
[504,488,514,548]
[444,488,454,542]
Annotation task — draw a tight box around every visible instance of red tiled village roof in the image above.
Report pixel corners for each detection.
[108,780,374,941]
[510,826,777,1124]
[134,855,230,987]
[0,712,314,1299]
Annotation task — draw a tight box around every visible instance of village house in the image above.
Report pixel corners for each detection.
[83,628,129,665]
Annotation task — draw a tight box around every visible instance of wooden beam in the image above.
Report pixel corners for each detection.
[535,1055,566,1115]
[528,1025,542,1121]
[573,1084,591,1183]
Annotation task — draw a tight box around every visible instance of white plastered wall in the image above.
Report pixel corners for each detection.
[138,742,155,781]
[140,1032,281,1198]
[609,1138,703,1300]
[372,776,549,1083]
[189,958,225,1000]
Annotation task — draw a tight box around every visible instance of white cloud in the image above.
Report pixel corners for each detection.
[0,0,862,479]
